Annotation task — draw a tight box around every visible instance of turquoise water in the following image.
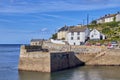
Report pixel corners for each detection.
[0,44,120,80]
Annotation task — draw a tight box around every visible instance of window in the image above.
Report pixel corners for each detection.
[77,32,80,35]
[74,43,76,45]
[77,37,80,40]
[91,35,94,37]
[71,32,74,35]
[71,37,73,40]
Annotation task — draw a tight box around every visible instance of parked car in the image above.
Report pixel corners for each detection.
[111,41,118,46]
[108,41,118,49]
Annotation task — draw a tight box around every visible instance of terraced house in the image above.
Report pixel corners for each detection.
[57,26,69,40]
[96,12,120,24]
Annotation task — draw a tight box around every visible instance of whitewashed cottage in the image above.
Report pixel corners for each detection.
[89,29,105,40]
[116,13,120,22]
[67,26,90,45]
[96,12,120,24]
[97,17,105,24]
[104,14,116,23]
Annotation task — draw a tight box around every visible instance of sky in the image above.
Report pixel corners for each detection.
[0,0,120,44]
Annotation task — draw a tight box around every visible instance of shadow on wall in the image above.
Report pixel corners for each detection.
[50,52,85,72]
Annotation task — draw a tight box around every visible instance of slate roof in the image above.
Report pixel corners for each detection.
[58,26,69,32]
[68,26,87,32]
[97,14,117,20]
[104,14,116,18]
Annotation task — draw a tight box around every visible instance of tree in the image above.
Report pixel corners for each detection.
[113,17,116,22]
[91,20,97,25]
[51,33,57,39]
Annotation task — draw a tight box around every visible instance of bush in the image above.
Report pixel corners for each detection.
[51,33,57,39]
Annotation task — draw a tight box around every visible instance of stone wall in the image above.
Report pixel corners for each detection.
[19,43,120,72]
[19,45,51,72]
[86,49,120,65]
[42,41,106,53]
[19,45,84,72]
[50,52,84,72]
[74,49,120,66]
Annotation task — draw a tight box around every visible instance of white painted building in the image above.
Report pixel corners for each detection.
[116,13,120,22]
[96,14,116,24]
[90,29,105,40]
[97,17,105,24]
[104,14,116,23]
[67,27,90,45]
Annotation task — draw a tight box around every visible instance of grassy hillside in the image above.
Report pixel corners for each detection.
[88,21,120,42]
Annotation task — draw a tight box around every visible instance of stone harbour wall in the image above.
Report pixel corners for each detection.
[19,43,120,72]
[19,45,84,72]
[19,46,51,72]
[75,49,120,66]
[42,41,106,53]
[50,52,84,72]
[85,49,120,65]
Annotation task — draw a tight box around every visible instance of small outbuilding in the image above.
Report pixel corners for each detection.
[30,39,44,46]
[89,29,105,40]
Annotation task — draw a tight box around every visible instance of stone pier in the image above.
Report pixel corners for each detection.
[19,43,120,72]
[18,45,84,72]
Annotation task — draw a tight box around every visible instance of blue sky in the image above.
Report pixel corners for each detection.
[0,0,120,44]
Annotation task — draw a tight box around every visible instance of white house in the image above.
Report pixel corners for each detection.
[104,14,116,23]
[89,29,105,40]
[96,14,116,24]
[97,17,105,24]
[116,13,120,22]
[67,26,90,45]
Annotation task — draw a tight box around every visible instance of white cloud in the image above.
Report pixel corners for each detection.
[41,14,61,18]
[0,0,120,13]
[41,28,48,32]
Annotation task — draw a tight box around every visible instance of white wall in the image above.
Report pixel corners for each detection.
[116,14,120,22]
[57,31,67,40]
[105,17,114,23]
[50,39,65,44]
[97,19,104,24]
[90,29,100,40]
[102,35,105,40]
[67,32,85,45]
[101,34,105,40]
